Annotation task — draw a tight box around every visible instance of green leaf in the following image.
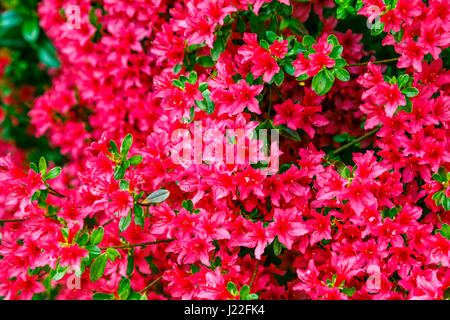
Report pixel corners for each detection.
[279,125,301,141]
[197,55,214,67]
[39,156,47,176]
[283,61,296,76]
[106,248,121,262]
[273,69,285,86]
[336,6,348,19]
[302,35,316,47]
[37,40,60,68]
[401,87,419,98]
[247,293,259,300]
[90,254,108,282]
[342,287,356,297]
[437,223,450,240]
[198,82,209,92]
[46,167,61,180]
[273,237,282,256]
[120,134,133,157]
[397,74,409,89]
[312,69,335,95]
[119,179,130,191]
[109,140,119,155]
[1,11,23,29]
[187,71,198,84]
[173,63,182,74]
[259,39,270,50]
[334,58,347,68]
[113,164,126,180]
[90,227,104,246]
[227,281,238,296]
[134,204,145,228]
[93,293,114,300]
[129,155,143,166]
[443,197,450,212]
[329,45,343,59]
[118,277,131,300]
[240,285,250,300]
[211,36,226,60]
[266,30,277,43]
[327,34,339,46]
[119,210,132,233]
[142,189,170,204]
[334,68,350,82]
[126,253,134,276]
[370,20,385,36]
[22,18,40,43]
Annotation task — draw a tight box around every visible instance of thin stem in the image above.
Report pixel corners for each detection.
[347,57,398,67]
[47,187,68,199]
[0,218,29,223]
[249,260,260,289]
[99,238,175,250]
[140,275,163,294]
[266,86,272,122]
[271,85,286,102]
[332,127,380,155]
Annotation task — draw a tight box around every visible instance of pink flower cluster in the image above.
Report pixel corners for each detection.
[0,0,449,300]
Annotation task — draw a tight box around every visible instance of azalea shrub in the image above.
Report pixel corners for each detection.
[0,0,449,300]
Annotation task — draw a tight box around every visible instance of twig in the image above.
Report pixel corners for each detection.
[347,57,399,67]
[99,238,175,250]
[249,260,260,289]
[271,85,286,102]
[140,275,163,294]
[0,218,29,223]
[332,127,380,155]
[47,187,68,199]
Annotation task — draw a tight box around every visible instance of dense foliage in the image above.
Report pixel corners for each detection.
[0,0,449,300]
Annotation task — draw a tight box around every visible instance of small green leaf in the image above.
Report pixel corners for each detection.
[240,285,251,300]
[401,87,419,98]
[1,11,23,29]
[266,30,277,43]
[342,287,356,297]
[39,156,47,176]
[37,40,60,68]
[119,210,132,232]
[397,74,410,89]
[119,180,130,191]
[129,155,143,166]
[173,63,182,74]
[197,55,214,67]
[22,18,40,43]
[273,69,285,86]
[334,68,350,82]
[302,35,316,47]
[120,134,133,157]
[106,248,121,262]
[118,277,131,300]
[90,227,104,246]
[142,189,170,204]
[93,293,114,300]
[198,82,209,92]
[46,167,62,180]
[438,223,450,240]
[334,58,347,68]
[327,34,339,46]
[90,254,108,282]
[329,45,343,59]
[259,39,270,50]
[227,281,238,296]
[312,69,335,95]
[126,253,134,276]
